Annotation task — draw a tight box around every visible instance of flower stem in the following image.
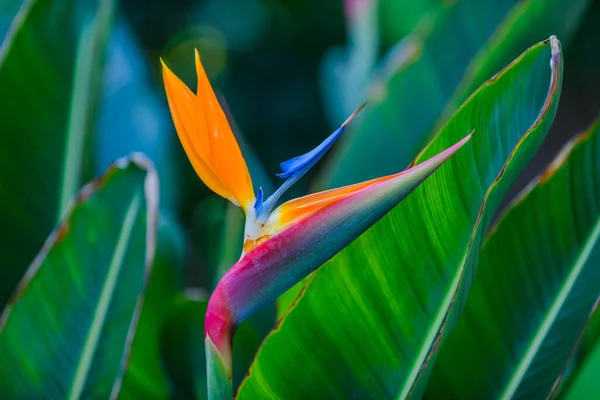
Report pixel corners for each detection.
[205,285,234,399]
[205,335,233,399]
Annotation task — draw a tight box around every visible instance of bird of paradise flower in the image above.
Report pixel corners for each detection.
[161,50,472,399]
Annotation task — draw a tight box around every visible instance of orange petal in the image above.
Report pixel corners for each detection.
[194,50,255,209]
[273,174,396,230]
[161,54,255,210]
[161,58,233,201]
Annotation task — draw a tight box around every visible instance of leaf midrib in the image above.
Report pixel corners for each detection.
[499,211,600,400]
[396,251,467,400]
[67,193,141,400]
[58,0,114,218]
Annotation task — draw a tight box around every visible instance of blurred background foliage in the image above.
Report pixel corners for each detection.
[1,0,600,397]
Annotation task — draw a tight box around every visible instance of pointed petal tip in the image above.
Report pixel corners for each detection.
[341,102,367,128]
[428,130,473,162]
[160,57,172,77]
[459,130,474,145]
[194,48,209,85]
[254,187,264,211]
[276,105,366,178]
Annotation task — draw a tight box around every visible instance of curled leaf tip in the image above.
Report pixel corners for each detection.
[549,35,561,67]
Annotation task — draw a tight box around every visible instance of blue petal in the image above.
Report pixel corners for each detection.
[254,187,264,212]
[255,103,366,223]
[276,127,344,179]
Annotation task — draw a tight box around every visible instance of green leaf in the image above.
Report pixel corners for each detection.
[161,290,209,400]
[318,0,587,190]
[317,0,519,189]
[275,276,310,320]
[0,0,114,307]
[562,308,600,399]
[190,197,230,289]
[118,216,185,399]
[426,118,600,399]
[237,37,562,399]
[571,305,600,374]
[0,155,158,399]
[215,203,246,282]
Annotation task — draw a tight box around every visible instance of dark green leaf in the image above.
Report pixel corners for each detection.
[0,155,158,399]
[237,37,562,399]
[161,290,209,400]
[318,0,520,188]
[190,197,229,289]
[118,216,185,399]
[426,118,600,399]
[0,0,114,307]
[562,307,600,399]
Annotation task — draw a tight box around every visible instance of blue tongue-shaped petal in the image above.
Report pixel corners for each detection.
[254,103,366,221]
[276,126,343,179]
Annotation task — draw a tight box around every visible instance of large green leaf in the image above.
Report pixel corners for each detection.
[0,155,158,399]
[562,307,600,399]
[426,118,600,399]
[579,306,600,359]
[561,302,600,397]
[0,0,114,307]
[118,216,185,399]
[318,0,586,189]
[237,37,562,399]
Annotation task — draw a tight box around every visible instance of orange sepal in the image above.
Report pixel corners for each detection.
[161,53,255,209]
[194,50,255,209]
[272,174,396,231]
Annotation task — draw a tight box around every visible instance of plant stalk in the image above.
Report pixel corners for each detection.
[205,285,234,399]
